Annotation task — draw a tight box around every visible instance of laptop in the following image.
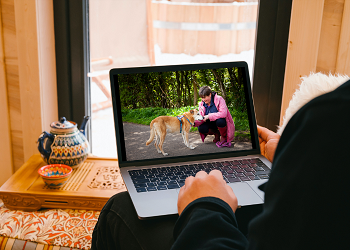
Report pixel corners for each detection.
[109,61,271,219]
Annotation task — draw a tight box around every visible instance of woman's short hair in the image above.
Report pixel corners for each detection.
[199,86,212,97]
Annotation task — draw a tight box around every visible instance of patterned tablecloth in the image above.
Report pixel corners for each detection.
[0,201,100,250]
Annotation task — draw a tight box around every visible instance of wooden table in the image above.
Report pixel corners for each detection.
[0,154,126,211]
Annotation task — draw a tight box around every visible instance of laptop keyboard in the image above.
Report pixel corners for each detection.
[129,158,270,192]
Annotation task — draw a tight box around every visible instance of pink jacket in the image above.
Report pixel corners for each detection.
[196,94,235,142]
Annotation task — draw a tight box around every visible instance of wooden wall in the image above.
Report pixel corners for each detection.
[0,0,13,187]
[280,0,350,125]
[0,0,58,186]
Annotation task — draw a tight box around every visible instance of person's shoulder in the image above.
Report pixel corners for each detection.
[280,79,350,142]
[302,79,350,110]
[214,94,225,104]
[214,93,222,100]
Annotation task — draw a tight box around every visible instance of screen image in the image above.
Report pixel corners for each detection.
[115,65,253,162]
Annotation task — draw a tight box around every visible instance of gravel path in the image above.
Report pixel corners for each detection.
[123,123,252,161]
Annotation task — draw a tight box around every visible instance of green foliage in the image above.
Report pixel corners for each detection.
[229,108,249,131]
[117,67,247,113]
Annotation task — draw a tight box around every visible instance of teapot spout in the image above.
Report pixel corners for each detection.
[79,116,90,136]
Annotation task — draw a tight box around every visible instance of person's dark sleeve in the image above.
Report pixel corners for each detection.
[171,197,248,250]
[247,79,350,250]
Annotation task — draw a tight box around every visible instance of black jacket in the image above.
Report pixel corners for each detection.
[172,79,350,250]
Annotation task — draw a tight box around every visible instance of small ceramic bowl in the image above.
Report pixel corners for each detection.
[38,164,73,188]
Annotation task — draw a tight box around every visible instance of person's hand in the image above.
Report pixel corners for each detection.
[203,115,209,121]
[257,125,280,162]
[177,170,238,215]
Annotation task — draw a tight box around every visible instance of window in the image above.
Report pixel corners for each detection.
[54,0,292,158]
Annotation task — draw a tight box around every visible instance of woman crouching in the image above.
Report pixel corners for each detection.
[195,86,235,148]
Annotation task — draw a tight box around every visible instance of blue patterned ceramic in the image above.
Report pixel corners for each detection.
[37,116,90,168]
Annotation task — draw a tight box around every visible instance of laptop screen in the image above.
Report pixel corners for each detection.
[110,62,260,167]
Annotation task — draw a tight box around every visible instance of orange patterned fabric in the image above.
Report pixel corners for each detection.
[0,201,99,250]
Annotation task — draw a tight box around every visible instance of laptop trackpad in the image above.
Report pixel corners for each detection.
[228,182,263,206]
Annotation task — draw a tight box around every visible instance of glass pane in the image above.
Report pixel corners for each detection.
[88,0,258,158]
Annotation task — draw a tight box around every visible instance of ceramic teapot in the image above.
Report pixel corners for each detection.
[37,116,90,168]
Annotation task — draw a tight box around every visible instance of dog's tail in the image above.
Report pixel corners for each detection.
[146,121,155,146]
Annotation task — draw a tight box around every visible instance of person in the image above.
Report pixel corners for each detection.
[92,79,350,250]
[172,79,350,249]
[195,86,235,148]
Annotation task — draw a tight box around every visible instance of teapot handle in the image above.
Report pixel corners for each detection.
[37,131,55,161]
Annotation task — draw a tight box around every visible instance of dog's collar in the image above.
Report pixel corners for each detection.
[184,116,194,126]
[176,115,194,133]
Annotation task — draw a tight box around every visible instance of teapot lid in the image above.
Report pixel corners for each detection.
[50,117,77,130]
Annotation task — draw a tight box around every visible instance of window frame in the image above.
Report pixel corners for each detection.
[53,0,91,136]
[53,0,293,139]
[252,0,293,130]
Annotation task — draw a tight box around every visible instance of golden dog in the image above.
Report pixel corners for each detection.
[146,109,204,156]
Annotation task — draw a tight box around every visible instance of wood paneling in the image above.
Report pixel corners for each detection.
[2,0,16,57]
[336,0,350,75]
[317,0,344,73]
[280,0,325,125]
[0,0,14,185]
[0,0,58,182]
[1,0,23,175]
[14,1,42,162]
[281,0,350,127]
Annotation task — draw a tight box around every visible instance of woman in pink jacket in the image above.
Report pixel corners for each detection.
[195,86,235,148]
